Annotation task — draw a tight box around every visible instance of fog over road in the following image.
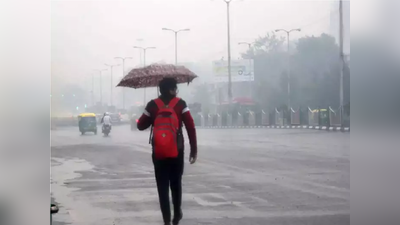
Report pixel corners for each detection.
[51,125,349,225]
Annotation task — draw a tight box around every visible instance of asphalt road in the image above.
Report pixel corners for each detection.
[51,125,350,225]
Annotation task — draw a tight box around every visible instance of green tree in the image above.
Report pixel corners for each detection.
[191,83,213,114]
[241,32,346,110]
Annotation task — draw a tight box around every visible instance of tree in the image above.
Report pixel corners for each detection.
[191,83,214,114]
[240,32,346,110]
[291,33,341,108]
[241,32,286,58]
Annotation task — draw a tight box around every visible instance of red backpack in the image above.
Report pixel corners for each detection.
[152,97,180,159]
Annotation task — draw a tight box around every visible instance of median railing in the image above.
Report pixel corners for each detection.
[192,106,349,131]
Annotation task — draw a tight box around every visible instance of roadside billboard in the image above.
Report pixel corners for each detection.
[212,59,254,83]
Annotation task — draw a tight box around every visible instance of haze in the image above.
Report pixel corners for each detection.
[51,0,350,113]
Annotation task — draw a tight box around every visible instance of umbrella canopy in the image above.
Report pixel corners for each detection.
[117,64,198,89]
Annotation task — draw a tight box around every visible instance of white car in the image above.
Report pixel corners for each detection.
[120,113,130,124]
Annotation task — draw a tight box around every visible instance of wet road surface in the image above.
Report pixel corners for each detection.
[51,125,350,225]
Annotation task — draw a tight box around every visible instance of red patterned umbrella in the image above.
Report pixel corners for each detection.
[116,64,198,89]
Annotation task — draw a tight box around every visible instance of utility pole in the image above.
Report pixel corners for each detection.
[162,28,190,65]
[91,73,94,106]
[339,0,344,128]
[275,28,301,114]
[225,0,233,105]
[115,57,132,109]
[133,46,156,104]
[94,69,107,106]
[238,42,253,98]
[104,63,120,107]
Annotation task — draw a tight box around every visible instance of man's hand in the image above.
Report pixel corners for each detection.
[189,155,197,164]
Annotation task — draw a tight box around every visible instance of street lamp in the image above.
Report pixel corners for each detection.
[133,46,156,105]
[89,73,95,107]
[104,63,120,107]
[339,0,345,128]
[275,28,301,113]
[136,39,144,66]
[162,28,190,65]
[216,0,234,105]
[94,69,108,106]
[115,57,133,109]
[238,42,253,98]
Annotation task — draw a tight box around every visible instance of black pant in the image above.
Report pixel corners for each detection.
[152,152,184,223]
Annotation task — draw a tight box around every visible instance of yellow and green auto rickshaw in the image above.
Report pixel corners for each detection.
[78,113,98,135]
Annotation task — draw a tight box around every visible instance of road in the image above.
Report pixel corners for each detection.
[51,125,350,225]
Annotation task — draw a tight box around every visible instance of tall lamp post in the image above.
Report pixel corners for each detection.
[104,63,120,107]
[90,73,94,106]
[133,46,156,104]
[223,0,233,105]
[94,69,108,106]
[162,28,190,65]
[115,57,132,109]
[275,28,301,113]
[339,0,344,128]
[238,42,253,98]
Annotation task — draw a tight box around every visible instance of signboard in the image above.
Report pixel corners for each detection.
[212,59,254,83]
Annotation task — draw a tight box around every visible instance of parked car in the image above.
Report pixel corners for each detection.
[120,113,130,124]
[109,113,122,124]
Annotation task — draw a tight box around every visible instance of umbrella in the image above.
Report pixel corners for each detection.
[117,64,198,89]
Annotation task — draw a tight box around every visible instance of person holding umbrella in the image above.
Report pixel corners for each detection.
[137,77,198,225]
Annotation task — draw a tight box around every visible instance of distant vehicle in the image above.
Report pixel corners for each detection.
[51,204,59,225]
[119,112,130,124]
[78,113,98,135]
[109,113,122,124]
[95,114,103,124]
[102,124,111,136]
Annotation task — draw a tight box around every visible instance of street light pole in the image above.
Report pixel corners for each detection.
[275,28,301,113]
[225,0,233,104]
[136,39,144,66]
[91,73,94,106]
[339,0,344,128]
[238,42,252,98]
[162,28,190,65]
[133,46,156,105]
[104,63,120,107]
[115,57,133,109]
[94,69,107,106]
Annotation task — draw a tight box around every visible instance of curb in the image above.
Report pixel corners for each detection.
[195,125,350,132]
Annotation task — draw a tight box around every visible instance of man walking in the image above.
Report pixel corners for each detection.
[137,77,198,225]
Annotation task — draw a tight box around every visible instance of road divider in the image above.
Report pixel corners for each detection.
[195,125,350,132]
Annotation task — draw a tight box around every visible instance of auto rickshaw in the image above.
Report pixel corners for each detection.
[78,113,98,135]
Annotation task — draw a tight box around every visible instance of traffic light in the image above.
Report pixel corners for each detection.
[84,104,87,108]
[76,106,79,110]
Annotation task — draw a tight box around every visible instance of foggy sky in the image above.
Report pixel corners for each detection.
[52,0,336,88]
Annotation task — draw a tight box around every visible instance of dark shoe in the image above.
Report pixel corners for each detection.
[164,223,171,225]
[172,210,183,225]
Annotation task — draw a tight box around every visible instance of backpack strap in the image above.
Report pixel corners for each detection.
[154,97,181,110]
[154,98,165,109]
[168,97,181,109]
